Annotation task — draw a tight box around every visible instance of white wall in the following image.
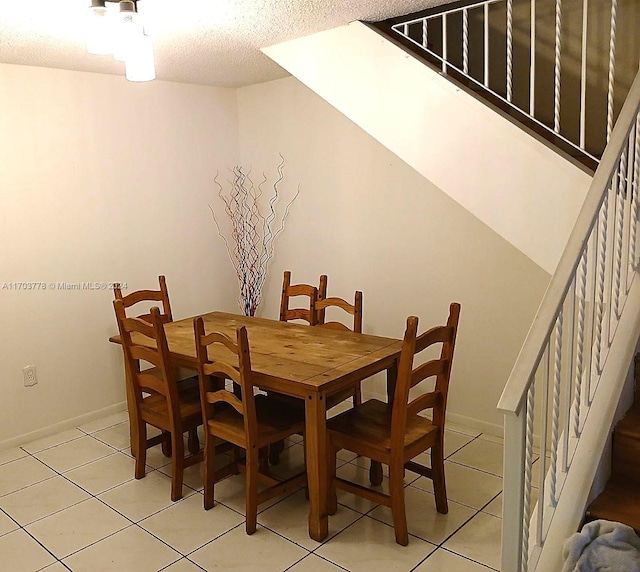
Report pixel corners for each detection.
[263,21,593,274]
[238,76,551,433]
[0,64,239,446]
[0,61,555,444]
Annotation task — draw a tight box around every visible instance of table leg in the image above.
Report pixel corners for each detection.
[305,392,329,542]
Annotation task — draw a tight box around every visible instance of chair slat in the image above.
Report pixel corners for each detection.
[138,372,167,396]
[206,389,244,414]
[410,359,448,388]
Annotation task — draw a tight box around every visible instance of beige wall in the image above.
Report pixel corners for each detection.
[0,62,552,445]
[238,76,551,433]
[0,64,239,446]
[263,22,592,275]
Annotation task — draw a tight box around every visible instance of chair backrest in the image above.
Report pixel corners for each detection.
[193,319,258,444]
[113,300,181,424]
[314,291,363,333]
[114,275,173,323]
[390,303,461,447]
[279,270,327,325]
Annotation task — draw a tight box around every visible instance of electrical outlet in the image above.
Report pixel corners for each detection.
[23,365,37,387]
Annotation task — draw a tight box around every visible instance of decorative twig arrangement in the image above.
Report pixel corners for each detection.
[210,155,299,316]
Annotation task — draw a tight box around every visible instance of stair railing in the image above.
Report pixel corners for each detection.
[497,67,640,572]
[382,0,633,165]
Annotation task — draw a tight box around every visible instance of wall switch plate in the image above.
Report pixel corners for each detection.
[23,365,37,387]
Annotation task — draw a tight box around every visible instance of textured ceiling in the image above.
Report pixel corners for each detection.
[0,0,452,88]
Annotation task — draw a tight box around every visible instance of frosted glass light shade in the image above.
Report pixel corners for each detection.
[125,34,156,82]
[86,0,112,55]
[113,1,141,62]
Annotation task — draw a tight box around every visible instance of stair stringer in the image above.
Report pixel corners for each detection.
[263,21,593,274]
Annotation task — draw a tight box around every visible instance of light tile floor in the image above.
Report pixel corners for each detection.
[0,410,507,571]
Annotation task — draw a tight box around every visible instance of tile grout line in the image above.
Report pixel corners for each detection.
[2,421,506,571]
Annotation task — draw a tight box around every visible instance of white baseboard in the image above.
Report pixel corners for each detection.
[445,412,503,438]
[0,401,128,451]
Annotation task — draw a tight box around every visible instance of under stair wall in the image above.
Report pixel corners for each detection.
[263,21,593,274]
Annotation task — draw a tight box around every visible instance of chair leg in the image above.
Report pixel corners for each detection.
[353,382,362,407]
[389,460,409,546]
[187,428,200,454]
[268,440,285,465]
[170,432,185,502]
[203,433,216,510]
[370,461,383,486]
[431,442,448,514]
[259,447,270,475]
[231,445,241,474]
[161,431,172,457]
[134,421,147,480]
[245,445,259,535]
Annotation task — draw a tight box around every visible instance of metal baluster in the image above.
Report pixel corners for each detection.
[522,382,535,570]
[530,0,536,116]
[603,176,617,354]
[484,3,489,87]
[594,191,610,375]
[537,346,551,546]
[579,0,589,150]
[422,18,428,49]
[573,248,588,437]
[614,148,628,319]
[554,0,563,134]
[442,14,448,74]
[507,0,513,103]
[631,114,640,276]
[607,0,618,142]
[585,233,597,405]
[550,311,563,506]
[463,9,469,75]
[623,134,634,296]
[562,293,573,472]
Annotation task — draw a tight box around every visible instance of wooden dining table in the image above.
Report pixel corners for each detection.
[111,311,402,541]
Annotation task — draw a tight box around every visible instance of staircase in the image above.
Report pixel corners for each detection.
[586,353,640,532]
[261,1,640,569]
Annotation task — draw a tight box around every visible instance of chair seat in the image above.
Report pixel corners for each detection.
[140,383,202,428]
[327,399,438,459]
[208,394,305,447]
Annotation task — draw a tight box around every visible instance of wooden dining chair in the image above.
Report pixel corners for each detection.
[268,270,325,464]
[314,291,364,409]
[194,318,307,534]
[114,302,204,502]
[114,275,173,323]
[314,290,363,332]
[327,303,461,545]
[279,270,327,325]
[271,286,364,465]
[113,275,199,455]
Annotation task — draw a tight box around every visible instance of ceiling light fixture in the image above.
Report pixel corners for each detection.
[86,0,155,82]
